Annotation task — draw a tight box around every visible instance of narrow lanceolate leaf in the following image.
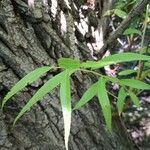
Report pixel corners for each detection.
[123,28,142,36]
[2,66,51,108]
[145,62,150,68]
[13,71,66,126]
[118,69,137,76]
[114,9,127,19]
[117,87,127,115]
[60,70,72,150]
[128,91,140,107]
[97,78,112,132]
[73,82,98,110]
[58,58,80,69]
[81,53,150,69]
[103,10,114,16]
[120,79,150,90]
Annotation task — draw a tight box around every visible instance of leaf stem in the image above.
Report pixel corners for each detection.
[136,4,150,80]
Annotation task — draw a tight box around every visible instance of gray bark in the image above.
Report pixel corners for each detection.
[0,0,137,149]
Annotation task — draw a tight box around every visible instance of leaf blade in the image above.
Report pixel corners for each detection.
[117,87,127,115]
[2,66,51,108]
[118,69,137,76]
[114,9,127,19]
[123,28,142,36]
[120,79,150,89]
[60,70,72,150]
[128,91,140,107]
[58,58,80,69]
[81,53,150,69]
[73,82,98,110]
[13,71,65,125]
[97,78,112,131]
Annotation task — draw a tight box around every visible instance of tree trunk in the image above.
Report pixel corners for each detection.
[0,0,138,149]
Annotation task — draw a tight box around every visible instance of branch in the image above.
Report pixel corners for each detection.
[97,0,149,57]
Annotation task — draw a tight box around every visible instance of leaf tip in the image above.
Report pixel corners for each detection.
[13,119,17,128]
[106,125,112,133]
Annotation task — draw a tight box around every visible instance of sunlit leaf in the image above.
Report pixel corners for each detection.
[103,10,114,16]
[128,91,140,107]
[118,69,137,76]
[13,71,66,125]
[114,9,127,19]
[117,87,127,115]
[120,79,150,89]
[60,70,72,150]
[2,66,51,108]
[97,78,112,131]
[58,58,80,69]
[81,61,96,69]
[73,82,98,110]
[145,62,150,68]
[123,28,142,36]
[81,53,150,69]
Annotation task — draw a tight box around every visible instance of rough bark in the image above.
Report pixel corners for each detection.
[0,0,138,149]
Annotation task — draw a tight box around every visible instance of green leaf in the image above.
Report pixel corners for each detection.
[73,82,98,110]
[128,91,140,107]
[81,53,150,69]
[13,71,66,125]
[120,79,150,89]
[2,66,51,108]
[103,10,114,16]
[145,62,150,68]
[114,9,127,19]
[97,78,112,132]
[118,69,137,76]
[60,70,72,150]
[123,28,142,36]
[81,61,96,69]
[58,58,80,69]
[117,87,127,115]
